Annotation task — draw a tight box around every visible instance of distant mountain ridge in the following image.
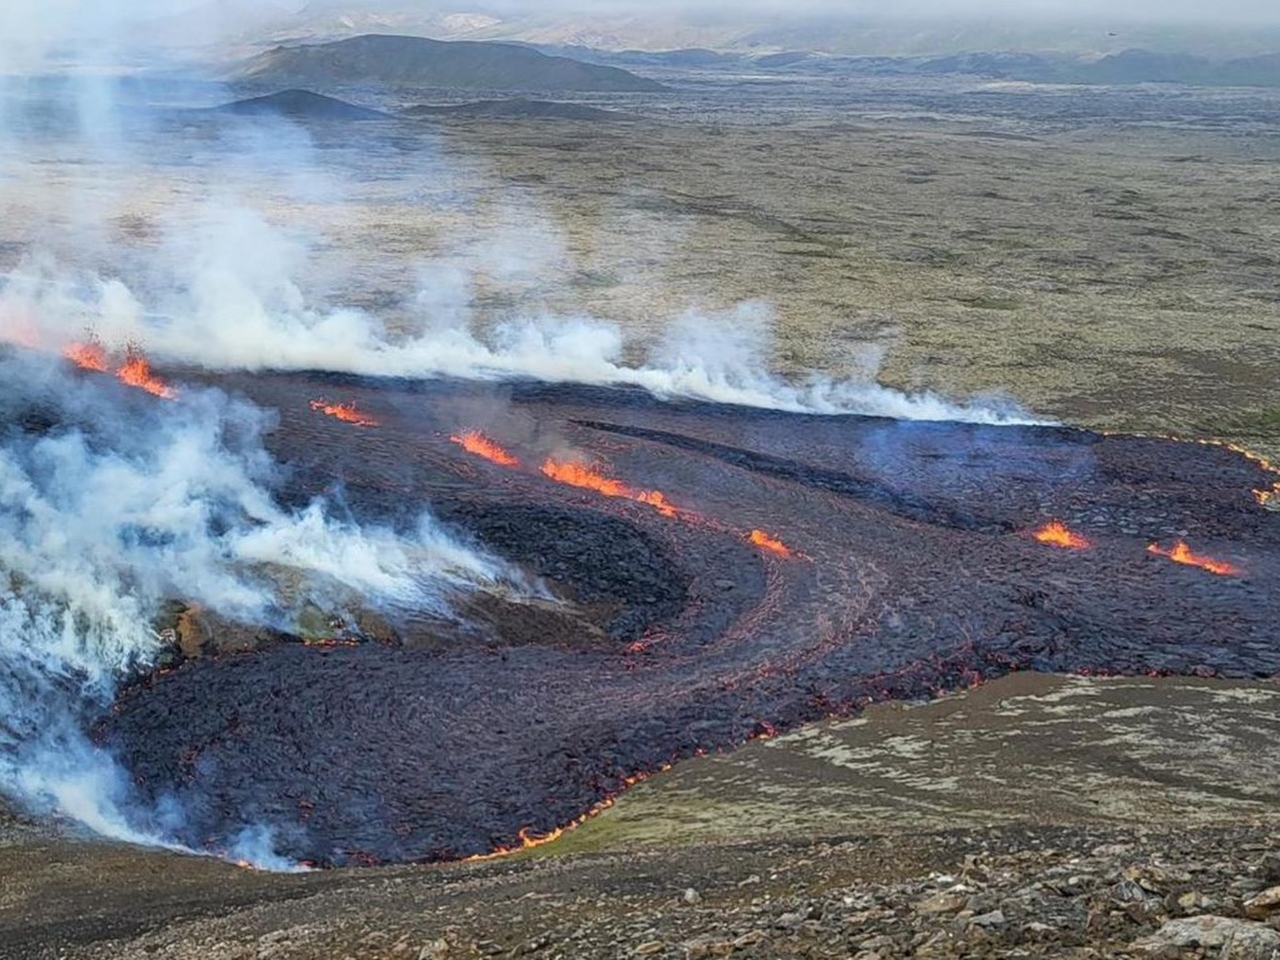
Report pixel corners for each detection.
[206,3,1280,61]
[235,34,664,93]
[553,44,1280,90]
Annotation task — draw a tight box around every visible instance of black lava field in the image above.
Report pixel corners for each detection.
[99,372,1280,867]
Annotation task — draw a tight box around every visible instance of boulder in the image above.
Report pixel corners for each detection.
[1129,915,1280,958]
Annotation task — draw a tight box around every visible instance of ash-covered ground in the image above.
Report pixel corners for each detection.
[96,370,1280,866]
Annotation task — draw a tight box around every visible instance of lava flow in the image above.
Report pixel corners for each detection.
[450,431,520,467]
[96,373,1280,869]
[748,529,793,557]
[1147,540,1241,576]
[309,398,379,427]
[1032,520,1091,549]
[540,458,680,518]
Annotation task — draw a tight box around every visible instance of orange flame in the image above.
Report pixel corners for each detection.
[63,339,108,372]
[450,431,520,467]
[540,459,679,518]
[116,346,176,399]
[748,529,793,557]
[1147,540,1240,576]
[1031,520,1091,550]
[309,398,378,427]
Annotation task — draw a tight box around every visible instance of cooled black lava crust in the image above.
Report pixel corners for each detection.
[100,373,1280,865]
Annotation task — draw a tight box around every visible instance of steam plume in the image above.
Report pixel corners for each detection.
[0,351,508,866]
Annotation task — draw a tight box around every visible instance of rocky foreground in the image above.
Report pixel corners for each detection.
[4,673,1279,959]
[6,820,1278,959]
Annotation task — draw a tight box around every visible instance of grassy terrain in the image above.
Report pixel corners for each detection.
[4,81,1278,463]
[428,114,1280,461]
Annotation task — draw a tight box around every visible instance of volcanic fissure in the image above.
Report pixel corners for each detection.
[83,371,1280,867]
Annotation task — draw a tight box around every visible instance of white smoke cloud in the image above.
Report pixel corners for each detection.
[0,207,1038,426]
[0,353,511,866]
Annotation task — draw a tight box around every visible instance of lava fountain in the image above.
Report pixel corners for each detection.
[116,346,176,399]
[63,339,109,372]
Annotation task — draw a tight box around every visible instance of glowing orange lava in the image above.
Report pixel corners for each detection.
[450,431,520,467]
[1031,520,1091,550]
[63,339,108,372]
[748,529,793,557]
[1112,431,1280,512]
[463,763,673,863]
[116,347,176,399]
[1193,438,1280,510]
[308,398,378,427]
[1147,540,1240,577]
[540,458,679,518]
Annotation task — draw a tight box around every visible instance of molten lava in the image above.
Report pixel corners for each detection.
[1147,540,1240,576]
[748,529,793,557]
[464,763,673,862]
[116,346,176,399]
[63,339,108,372]
[450,431,520,467]
[309,399,379,427]
[1188,438,1280,511]
[1032,520,1091,550]
[540,458,679,518]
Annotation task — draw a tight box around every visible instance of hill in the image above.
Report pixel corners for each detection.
[235,34,664,94]
[214,89,391,120]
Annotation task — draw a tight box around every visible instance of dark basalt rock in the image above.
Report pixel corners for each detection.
[98,371,1280,866]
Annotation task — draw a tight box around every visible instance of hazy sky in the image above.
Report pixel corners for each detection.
[17,0,1280,22]
[360,0,1280,22]
[3,0,1278,68]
